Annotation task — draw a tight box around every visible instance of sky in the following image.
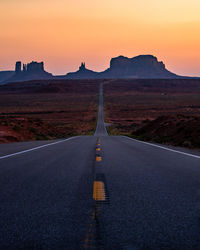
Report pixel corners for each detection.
[0,0,200,76]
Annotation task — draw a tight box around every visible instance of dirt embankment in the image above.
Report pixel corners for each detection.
[0,117,60,143]
[133,115,200,148]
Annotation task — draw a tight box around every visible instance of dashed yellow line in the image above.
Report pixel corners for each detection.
[96,156,102,162]
[93,181,106,201]
[96,147,100,151]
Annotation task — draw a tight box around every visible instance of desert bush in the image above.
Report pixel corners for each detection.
[29,127,37,134]
[182,140,192,148]
[35,134,49,140]
[13,125,22,132]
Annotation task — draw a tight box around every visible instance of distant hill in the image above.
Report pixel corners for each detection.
[0,71,15,84]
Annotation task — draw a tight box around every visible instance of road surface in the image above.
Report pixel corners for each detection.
[0,84,200,249]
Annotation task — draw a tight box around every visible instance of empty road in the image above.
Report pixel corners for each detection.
[0,84,200,249]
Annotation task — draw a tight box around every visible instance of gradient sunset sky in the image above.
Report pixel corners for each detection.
[0,0,200,76]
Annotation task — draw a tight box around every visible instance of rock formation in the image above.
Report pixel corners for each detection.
[64,55,180,79]
[66,62,98,79]
[4,61,53,83]
[26,61,44,73]
[15,61,22,74]
[0,54,194,84]
[100,55,178,78]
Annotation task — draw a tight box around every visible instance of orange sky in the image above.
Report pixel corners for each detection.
[0,0,200,76]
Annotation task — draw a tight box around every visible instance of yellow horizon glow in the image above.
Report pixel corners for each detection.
[0,0,200,76]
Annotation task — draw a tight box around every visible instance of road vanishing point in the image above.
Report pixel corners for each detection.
[0,84,200,249]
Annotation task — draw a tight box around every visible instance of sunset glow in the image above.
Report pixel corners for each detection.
[0,0,200,76]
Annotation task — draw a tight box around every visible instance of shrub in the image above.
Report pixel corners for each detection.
[13,125,22,132]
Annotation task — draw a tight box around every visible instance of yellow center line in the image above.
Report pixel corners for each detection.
[96,156,102,162]
[93,181,106,201]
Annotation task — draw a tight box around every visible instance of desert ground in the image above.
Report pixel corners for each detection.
[104,79,200,149]
[0,80,99,143]
[0,78,200,149]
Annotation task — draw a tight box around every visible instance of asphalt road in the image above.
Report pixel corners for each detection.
[94,83,108,136]
[0,84,200,249]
